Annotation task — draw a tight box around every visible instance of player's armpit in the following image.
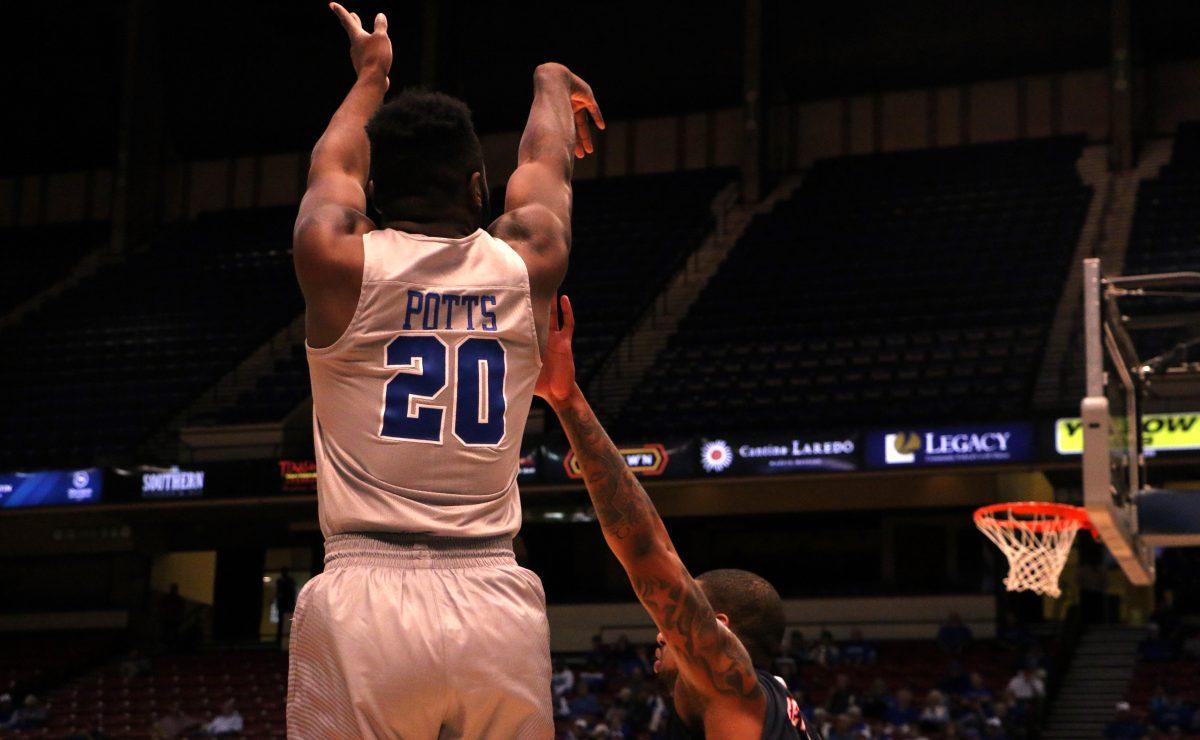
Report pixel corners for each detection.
[292,198,373,349]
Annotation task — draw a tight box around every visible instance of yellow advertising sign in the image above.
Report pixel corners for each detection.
[1055,412,1200,455]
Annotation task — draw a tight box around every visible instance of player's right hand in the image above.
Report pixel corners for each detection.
[330,3,392,87]
[567,72,605,159]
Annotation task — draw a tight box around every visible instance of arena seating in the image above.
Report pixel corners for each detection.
[26,649,287,739]
[0,631,121,704]
[0,208,300,469]
[203,169,734,425]
[621,138,1090,435]
[1122,122,1200,363]
[0,222,108,314]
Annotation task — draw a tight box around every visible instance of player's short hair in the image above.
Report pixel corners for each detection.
[697,569,785,670]
[365,89,484,219]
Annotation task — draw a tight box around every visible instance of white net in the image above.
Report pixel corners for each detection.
[975,507,1084,598]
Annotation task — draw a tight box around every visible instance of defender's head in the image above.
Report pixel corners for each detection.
[654,569,785,686]
[366,89,488,229]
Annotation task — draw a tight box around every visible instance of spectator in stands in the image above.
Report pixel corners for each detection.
[826,672,857,714]
[119,648,152,679]
[938,612,974,655]
[1005,666,1045,703]
[860,678,891,722]
[1138,623,1174,662]
[841,628,877,665]
[552,657,576,700]
[824,712,858,740]
[810,630,842,666]
[569,682,603,721]
[887,688,920,727]
[161,583,186,650]
[786,630,809,664]
[275,567,297,648]
[1149,590,1181,642]
[1105,701,1146,739]
[0,694,12,726]
[1151,687,1190,732]
[203,699,243,736]
[963,671,994,704]
[940,660,971,695]
[997,612,1034,650]
[983,715,1008,739]
[586,634,608,665]
[919,690,950,729]
[152,702,199,739]
[4,695,48,730]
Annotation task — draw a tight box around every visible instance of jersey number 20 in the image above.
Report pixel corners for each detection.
[381,336,506,445]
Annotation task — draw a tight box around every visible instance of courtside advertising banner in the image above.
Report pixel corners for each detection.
[0,468,103,509]
[865,423,1034,468]
[541,439,696,483]
[1054,412,1200,457]
[697,434,859,476]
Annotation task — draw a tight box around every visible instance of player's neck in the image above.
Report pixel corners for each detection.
[385,218,478,239]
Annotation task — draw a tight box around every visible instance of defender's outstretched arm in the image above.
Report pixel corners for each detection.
[536,297,765,733]
[293,3,390,348]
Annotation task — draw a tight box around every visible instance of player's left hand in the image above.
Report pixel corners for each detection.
[534,294,576,403]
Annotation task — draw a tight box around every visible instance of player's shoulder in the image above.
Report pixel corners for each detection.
[488,204,568,291]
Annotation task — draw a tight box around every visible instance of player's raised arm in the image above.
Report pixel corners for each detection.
[491,65,604,340]
[535,297,766,735]
[293,3,390,349]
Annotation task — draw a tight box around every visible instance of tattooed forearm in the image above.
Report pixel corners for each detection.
[551,389,760,703]
[634,575,760,699]
[555,396,660,549]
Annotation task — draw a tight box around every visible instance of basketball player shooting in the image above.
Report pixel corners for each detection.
[536,296,808,739]
[287,4,602,737]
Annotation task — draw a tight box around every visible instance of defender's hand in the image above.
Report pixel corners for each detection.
[534,295,577,403]
[330,3,392,86]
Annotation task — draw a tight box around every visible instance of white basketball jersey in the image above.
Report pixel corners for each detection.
[306,228,541,538]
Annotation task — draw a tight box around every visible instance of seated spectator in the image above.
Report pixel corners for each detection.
[860,678,891,721]
[825,712,859,740]
[153,702,199,739]
[997,612,1034,650]
[983,715,1008,739]
[1138,623,1174,662]
[841,629,877,665]
[938,612,974,655]
[586,634,608,665]
[963,672,994,703]
[0,694,12,726]
[1005,666,1045,703]
[774,655,801,692]
[844,706,870,737]
[1105,702,1146,739]
[1149,590,1181,641]
[786,630,809,663]
[940,660,971,695]
[886,688,920,726]
[826,673,857,714]
[794,689,818,729]
[1152,688,1190,731]
[569,682,603,721]
[919,690,950,727]
[5,695,48,730]
[552,658,576,700]
[579,661,606,691]
[810,630,841,667]
[204,699,243,736]
[119,648,152,679]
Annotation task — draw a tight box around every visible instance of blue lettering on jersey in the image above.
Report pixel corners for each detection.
[401,291,496,332]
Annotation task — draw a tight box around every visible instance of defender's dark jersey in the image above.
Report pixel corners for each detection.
[666,669,813,739]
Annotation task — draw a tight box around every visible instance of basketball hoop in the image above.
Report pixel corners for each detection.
[974,502,1096,598]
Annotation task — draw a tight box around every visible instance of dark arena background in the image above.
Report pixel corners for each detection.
[4,1,1200,738]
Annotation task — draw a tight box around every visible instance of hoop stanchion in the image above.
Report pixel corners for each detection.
[974,502,1095,598]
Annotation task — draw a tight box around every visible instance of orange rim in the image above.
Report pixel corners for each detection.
[974,502,1096,535]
